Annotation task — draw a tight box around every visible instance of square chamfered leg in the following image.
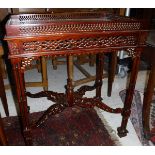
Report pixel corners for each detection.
[12,60,32,145]
[0,66,9,117]
[0,114,8,145]
[117,47,142,137]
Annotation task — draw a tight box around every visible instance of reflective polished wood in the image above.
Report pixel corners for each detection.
[0,114,8,145]
[5,12,149,145]
[0,45,9,117]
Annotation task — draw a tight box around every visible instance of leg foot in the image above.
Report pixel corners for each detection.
[117,127,128,138]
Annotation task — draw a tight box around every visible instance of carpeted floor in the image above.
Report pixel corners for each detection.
[119,90,155,146]
[2,106,120,146]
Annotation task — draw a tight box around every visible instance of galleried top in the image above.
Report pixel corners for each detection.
[5,11,147,38]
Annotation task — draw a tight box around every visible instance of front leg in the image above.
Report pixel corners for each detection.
[12,60,32,145]
[117,48,142,137]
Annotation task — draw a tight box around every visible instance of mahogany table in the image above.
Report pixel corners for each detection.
[5,12,149,145]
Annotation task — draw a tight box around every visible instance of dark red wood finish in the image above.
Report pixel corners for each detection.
[0,114,8,145]
[5,12,149,145]
[0,63,9,117]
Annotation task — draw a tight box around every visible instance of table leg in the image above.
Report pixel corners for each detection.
[108,52,117,97]
[95,53,104,100]
[41,56,48,91]
[66,55,74,106]
[0,114,8,145]
[12,62,32,145]
[117,48,141,137]
[142,64,155,139]
[0,66,9,116]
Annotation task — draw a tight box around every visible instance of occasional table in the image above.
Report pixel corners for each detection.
[5,12,149,145]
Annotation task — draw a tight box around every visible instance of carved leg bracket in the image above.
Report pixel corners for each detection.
[75,97,122,113]
[27,83,122,128]
[26,91,66,104]
[33,103,67,128]
[75,83,99,98]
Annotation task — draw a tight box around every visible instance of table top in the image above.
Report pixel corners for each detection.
[5,12,148,38]
[4,12,149,59]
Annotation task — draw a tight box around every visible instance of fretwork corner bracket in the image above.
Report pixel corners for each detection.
[26,83,123,128]
[21,57,36,70]
[126,47,143,58]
